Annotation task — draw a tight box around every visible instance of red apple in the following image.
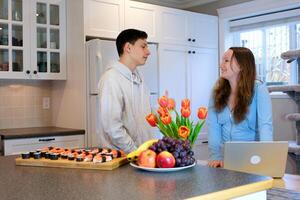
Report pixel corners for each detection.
[137,149,157,168]
[156,151,176,168]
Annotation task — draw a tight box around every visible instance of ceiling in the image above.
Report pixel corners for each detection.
[132,0,219,9]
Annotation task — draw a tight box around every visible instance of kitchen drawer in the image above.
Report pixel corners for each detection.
[3,135,85,156]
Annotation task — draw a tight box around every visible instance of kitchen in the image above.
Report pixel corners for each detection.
[1,0,300,199]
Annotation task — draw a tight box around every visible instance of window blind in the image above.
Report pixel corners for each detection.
[229,7,300,32]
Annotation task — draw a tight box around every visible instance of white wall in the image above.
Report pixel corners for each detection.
[51,0,86,129]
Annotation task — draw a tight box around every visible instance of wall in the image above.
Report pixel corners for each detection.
[186,0,253,16]
[51,0,86,129]
[271,96,297,141]
[0,80,52,129]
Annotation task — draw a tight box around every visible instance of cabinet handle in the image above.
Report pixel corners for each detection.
[188,51,192,54]
[38,138,55,142]
[192,51,196,54]
[26,70,30,74]
[33,70,37,74]
[192,39,196,42]
[188,38,191,42]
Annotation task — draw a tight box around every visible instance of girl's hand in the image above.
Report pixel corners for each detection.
[208,160,224,168]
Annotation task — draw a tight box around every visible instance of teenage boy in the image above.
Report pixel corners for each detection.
[97,29,154,153]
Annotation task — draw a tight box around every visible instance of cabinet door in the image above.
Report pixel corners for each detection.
[159,44,188,107]
[0,0,30,79]
[160,8,189,45]
[31,0,66,80]
[125,0,160,43]
[187,48,218,122]
[188,13,218,48]
[84,0,124,39]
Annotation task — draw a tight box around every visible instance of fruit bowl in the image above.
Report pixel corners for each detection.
[130,162,196,172]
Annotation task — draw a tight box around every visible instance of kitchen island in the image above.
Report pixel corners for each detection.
[0,155,272,200]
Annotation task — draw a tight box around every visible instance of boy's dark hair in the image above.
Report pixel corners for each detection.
[116,29,148,56]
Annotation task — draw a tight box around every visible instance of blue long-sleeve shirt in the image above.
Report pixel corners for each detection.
[207,82,273,160]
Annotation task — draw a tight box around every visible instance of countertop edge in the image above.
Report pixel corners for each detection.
[186,179,273,200]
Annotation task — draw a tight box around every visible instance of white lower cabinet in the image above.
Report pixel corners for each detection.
[3,134,85,155]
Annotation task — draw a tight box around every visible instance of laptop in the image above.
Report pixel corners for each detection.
[224,141,288,178]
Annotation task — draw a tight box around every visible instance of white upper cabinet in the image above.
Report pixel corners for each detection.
[187,13,218,48]
[160,8,189,45]
[84,0,124,39]
[124,0,160,42]
[160,7,218,48]
[31,0,66,80]
[0,0,66,80]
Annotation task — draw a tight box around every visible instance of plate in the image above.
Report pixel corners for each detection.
[130,162,196,172]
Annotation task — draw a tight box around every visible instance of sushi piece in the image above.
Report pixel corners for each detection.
[93,154,113,163]
[76,155,84,162]
[110,150,126,158]
[84,154,93,162]
[40,151,47,158]
[49,153,59,160]
[21,152,30,159]
[29,151,35,158]
[33,152,41,159]
[68,153,75,160]
[44,152,50,159]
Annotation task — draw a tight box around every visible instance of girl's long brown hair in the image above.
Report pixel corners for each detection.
[213,47,256,123]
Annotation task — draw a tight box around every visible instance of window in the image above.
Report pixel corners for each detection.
[232,24,298,85]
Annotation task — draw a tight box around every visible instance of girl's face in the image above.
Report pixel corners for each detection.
[220,49,241,82]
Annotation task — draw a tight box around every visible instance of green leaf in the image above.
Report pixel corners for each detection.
[171,121,179,139]
[175,111,181,127]
[157,119,169,137]
[191,120,205,145]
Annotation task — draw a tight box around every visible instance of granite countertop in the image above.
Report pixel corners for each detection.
[0,126,85,140]
[268,84,300,92]
[0,155,272,200]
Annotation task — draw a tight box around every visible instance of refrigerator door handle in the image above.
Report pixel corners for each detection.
[150,92,158,95]
[90,93,99,96]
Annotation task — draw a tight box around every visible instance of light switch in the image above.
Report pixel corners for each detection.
[42,97,50,109]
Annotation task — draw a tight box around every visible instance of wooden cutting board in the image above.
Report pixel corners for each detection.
[15,157,128,170]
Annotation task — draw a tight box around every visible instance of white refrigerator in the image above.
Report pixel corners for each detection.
[86,39,159,147]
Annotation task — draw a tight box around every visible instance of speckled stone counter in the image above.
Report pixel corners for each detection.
[0,156,272,200]
[0,126,85,139]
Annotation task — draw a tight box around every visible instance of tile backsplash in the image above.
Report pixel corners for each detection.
[0,80,52,129]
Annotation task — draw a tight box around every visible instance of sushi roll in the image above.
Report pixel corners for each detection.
[44,152,50,159]
[68,153,75,161]
[76,155,84,162]
[29,151,36,158]
[84,154,93,162]
[33,152,41,159]
[40,151,47,158]
[93,154,112,163]
[111,150,125,158]
[49,153,59,160]
[21,152,30,159]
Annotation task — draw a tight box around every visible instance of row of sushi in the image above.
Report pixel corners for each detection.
[21,146,126,163]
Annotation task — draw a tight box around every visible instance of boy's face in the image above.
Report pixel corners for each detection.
[127,39,150,66]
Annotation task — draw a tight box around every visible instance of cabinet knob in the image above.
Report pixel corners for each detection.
[26,70,30,74]
[192,39,196,42]
[188,51,192,54]
[33,70,37,74]
[192,51,196,54]
[188,38,191,42]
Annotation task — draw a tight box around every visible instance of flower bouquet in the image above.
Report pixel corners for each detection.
[146,95,207,146]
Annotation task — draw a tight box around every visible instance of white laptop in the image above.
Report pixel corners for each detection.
[224,141,288,178]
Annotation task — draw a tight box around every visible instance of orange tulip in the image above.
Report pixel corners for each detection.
[167,98,175,110]
[197,107,208,119]
[158,95,168,108]
[157,107,168,117]
[146,113,158,127]
[181,107,191,118]
[181,99,190,109]
[161,113,172,125]
[178,126,190,139]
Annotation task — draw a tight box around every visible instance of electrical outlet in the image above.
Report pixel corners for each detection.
[42,97,50,109]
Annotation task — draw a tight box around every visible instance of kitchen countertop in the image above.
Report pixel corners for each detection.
[0,155,272,200]
[0,126,85,140]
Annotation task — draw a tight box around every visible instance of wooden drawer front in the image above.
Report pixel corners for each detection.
[3,135,85,156]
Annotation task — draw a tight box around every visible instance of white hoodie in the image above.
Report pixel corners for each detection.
[97,61,154,153]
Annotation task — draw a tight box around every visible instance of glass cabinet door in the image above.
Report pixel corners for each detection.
[34,0,64,77]
[0,0,24,75]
